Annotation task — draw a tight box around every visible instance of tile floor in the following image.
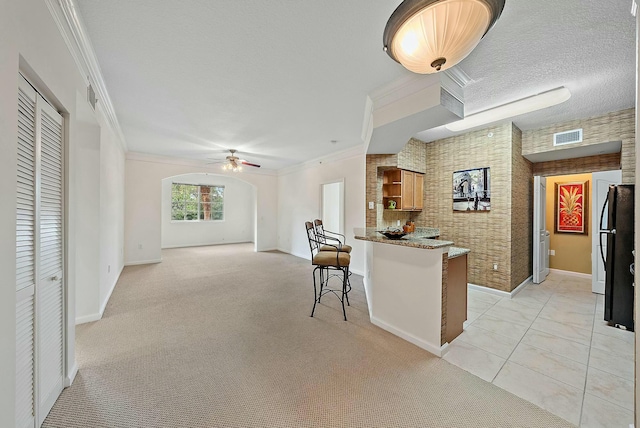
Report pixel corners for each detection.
[444,271,634,427]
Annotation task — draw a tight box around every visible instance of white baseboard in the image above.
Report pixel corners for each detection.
[284,248,311,261]
[549,268,592,279]
[99,265,122,316]
[511,276,533,298]
[370,316,449,357]
[162,240,252,249]
[65,363,78,387]
[257,247,278,252]
[362,277,372,315]
[125,258,162,266]
[75,312,101,325]
[468,276,532,299]
[76,264,124,325]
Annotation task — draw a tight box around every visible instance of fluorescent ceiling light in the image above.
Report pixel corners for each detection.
[445,87,572,132]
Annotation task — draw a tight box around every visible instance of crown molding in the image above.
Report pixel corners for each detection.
[126,152,279,176]
[45,0,128,152]
[443,66,474,88]
[361,95,374,150]
[277,145,365,177]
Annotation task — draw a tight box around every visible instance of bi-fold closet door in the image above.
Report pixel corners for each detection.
[16,75,65,428]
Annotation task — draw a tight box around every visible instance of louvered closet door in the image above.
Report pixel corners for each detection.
[16,76,37,428]
[36,88,65,425]
[15,75,65,428]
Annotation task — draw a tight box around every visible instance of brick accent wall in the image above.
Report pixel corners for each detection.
[422,123,516,291]
[510,125,534,290]
[365,154,397,228]
[522,109,634,183]
[532,153,621,177]
[365,139,427,228]
[397,138,427,173]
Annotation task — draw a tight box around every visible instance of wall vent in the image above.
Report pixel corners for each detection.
[87,83,97,110]
[553,128,583,146]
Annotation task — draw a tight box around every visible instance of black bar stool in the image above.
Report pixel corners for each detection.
[305,221,351,321]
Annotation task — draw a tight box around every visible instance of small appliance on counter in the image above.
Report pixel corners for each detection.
[599,184,634,331]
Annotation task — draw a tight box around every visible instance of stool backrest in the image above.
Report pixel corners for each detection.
[313,219,327,244]
[305,221,319,254]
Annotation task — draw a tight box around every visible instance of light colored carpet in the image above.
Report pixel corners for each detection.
[43,244,574,428]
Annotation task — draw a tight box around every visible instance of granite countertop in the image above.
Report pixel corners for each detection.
[448,247,470,259]
[353,227,453,250]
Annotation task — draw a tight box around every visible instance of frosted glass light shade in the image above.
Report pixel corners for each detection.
[384,0,505,74]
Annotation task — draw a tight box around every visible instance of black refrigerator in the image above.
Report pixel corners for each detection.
[599,184,635,331]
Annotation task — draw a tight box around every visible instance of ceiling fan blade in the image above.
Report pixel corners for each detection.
[241,161,261,168]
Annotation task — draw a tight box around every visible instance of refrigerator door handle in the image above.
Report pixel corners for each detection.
[600,231,608,269]
[599,195,608,231]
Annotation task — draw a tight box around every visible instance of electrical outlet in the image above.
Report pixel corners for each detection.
[397,220,401,226]
[549,249,555,256]
[108,265,111,273]
[138,243,143,250]
[493,263,498,270]
[368,201,374,209]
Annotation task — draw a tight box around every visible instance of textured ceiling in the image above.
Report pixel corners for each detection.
[76,0,636,169]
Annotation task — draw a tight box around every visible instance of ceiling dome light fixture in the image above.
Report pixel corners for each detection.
[383,0,506,74]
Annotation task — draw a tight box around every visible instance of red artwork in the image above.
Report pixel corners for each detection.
[555,181,588,234]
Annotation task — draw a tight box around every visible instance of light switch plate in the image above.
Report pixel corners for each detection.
[549,249,555,256]
[368,201,374,209]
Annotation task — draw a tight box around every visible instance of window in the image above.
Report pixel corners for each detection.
[171,183,224,221]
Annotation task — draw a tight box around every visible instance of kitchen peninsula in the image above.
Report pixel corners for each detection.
[354,228,469,357]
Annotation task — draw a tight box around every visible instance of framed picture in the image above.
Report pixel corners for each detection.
[555,181,588,234]
[452,167,490,211]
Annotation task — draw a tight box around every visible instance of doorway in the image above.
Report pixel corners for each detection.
[533,170,622,292]
[321,180,344,235]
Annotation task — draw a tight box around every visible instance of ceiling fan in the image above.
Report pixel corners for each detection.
[209,149,261,171]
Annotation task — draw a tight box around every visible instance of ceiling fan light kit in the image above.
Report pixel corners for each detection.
[383,0,506,74]
[216,149,261,172]
[223,163,243,172]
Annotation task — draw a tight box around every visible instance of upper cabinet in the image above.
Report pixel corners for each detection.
[382,169,424,211]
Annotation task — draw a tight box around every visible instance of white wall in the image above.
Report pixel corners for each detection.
[74,91,102,323]
[125,153,278,265]
[161,173,254,248]
[99,107,126,315]
[0,0,126,423]
[277,146,366,275]
[74,90,126,325]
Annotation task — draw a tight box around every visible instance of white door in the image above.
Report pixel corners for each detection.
[16,75,65,428]
[321,181,344,235]
[16,76,38,428]
[36,92,65,424]
[533,176,550,284]
[591,170,622,294]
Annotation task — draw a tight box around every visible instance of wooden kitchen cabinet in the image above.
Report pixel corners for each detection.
[382,168,424,211]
